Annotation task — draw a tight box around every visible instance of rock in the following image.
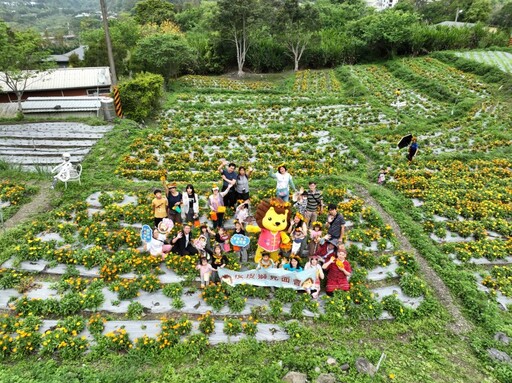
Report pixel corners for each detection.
[487,348,511,363]
[315,373,337,383]
[355,357,376,376]
[326,357,337,366]
[340,363,350,372]
[282,371,307,383]
[314,367,321,373]
[494,332,510,345]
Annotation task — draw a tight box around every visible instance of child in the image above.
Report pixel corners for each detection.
[282,257,303,272]
[292,188,308,216]
[151,189,169,229]
[193,235,212,262]
[377,169,386,185]
[256,252,275,269]
[196,257,215,288]
[304,255,324,298]
[291,226,306,256]
[215,227,231,253]
[235,202,250,227]
[233,220,248,263]
[211,244,228,283]
[144,228,172,261]
[200,224,215,254]
[308,222,323,257]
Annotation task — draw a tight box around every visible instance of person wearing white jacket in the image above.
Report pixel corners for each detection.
[181,184,199,223]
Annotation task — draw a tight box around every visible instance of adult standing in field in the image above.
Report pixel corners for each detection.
[235,165,252,203]
[161,180,182,224]
[325,203,345,242]
[269,164,296,202]
[218,160,238,208]
[181,184,199,224]
[305,181,323,226]
[407,137,418,162]
[208,183,233,229]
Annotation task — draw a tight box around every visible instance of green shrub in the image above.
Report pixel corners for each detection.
[118,72,164,122]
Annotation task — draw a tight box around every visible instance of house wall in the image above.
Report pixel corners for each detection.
[0,88,111,103]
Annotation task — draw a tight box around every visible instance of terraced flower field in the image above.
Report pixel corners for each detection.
[1,52,511,382]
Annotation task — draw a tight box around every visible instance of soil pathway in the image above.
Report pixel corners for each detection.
[3,182,53,230]
[355,185,473,335]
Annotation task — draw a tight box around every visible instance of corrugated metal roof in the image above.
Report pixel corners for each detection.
[22,96,106,113]
[0,67,111,92]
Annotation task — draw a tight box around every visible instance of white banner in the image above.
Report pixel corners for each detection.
[218,268,316,290]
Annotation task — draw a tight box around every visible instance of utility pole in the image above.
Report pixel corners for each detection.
[99,0,117,86]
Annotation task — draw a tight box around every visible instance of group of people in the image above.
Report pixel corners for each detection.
[147,160,352,297]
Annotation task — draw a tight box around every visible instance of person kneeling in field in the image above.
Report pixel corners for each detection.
[144,227,172,261]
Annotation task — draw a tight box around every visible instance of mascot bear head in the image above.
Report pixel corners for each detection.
[255,197,292,233]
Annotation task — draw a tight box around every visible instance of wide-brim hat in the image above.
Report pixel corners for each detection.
[158,218,174,234]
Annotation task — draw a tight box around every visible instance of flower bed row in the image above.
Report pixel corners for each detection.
[348,64,446,118]
[176,75,276,92]
[389,159,511,263]
[292,70,341,94]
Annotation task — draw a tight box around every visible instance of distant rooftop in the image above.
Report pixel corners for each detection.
[49,45,87,64]
[436,21,477,28]
[0,67,111,92]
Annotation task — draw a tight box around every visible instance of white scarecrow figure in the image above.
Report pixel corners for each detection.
[51,152,73,189]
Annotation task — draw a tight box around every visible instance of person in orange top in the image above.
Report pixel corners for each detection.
[152,189,168,228]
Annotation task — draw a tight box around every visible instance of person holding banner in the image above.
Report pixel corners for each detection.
[211,244,228,283]
[304,255,324,299]
[322,244,352,296]
[282,257,303,272]
[256,252,275,269]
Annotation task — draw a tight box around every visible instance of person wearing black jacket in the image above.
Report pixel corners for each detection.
[171,224,198,256]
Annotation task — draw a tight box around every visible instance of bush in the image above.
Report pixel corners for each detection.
[118,72,164,122]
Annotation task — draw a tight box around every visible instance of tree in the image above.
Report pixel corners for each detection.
[81,16,140,76]
[465,0,492,23]
[491,2,512,29]
[348,10,419,57]
[276,0,320,71]
[214,0,260,76]
[130,33,194,80]
[133,0,175,25]
[0,22,53,112]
